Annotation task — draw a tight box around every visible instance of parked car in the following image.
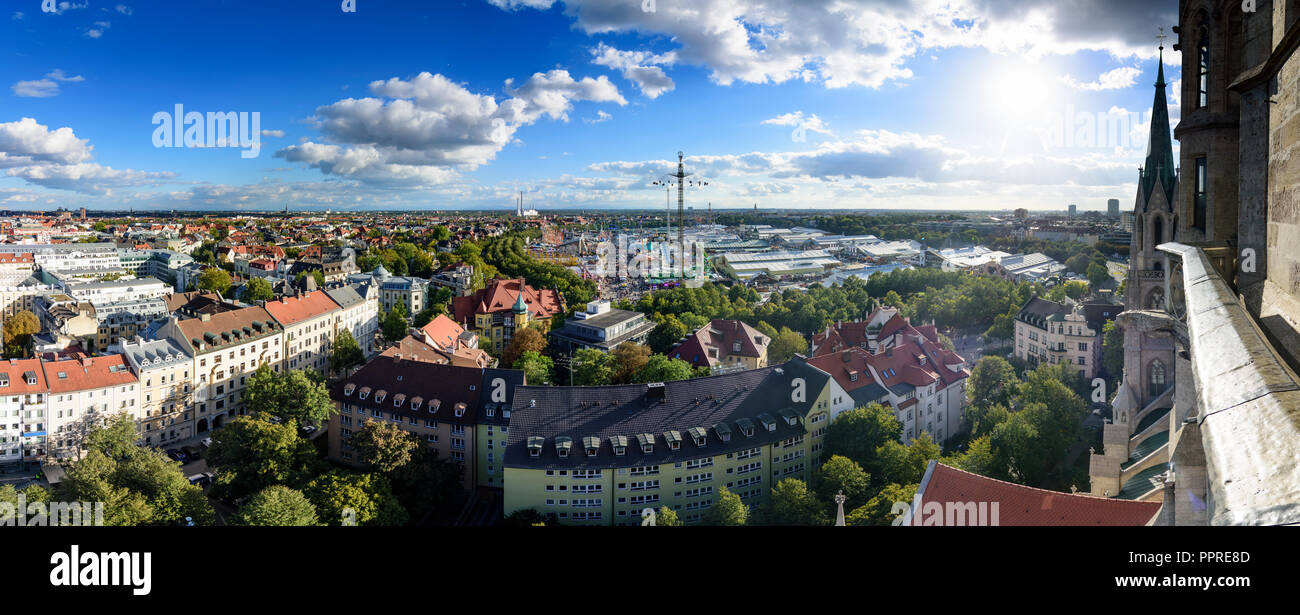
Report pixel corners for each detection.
[299,425,317,437]
[182,445,203,460]
[187,471,216,487]
[201,437,213,448]
[165,448,188,463]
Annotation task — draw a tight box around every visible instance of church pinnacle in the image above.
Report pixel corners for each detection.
[1141,32,1178,209]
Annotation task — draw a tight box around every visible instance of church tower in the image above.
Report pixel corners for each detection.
[1116,40,1179,429]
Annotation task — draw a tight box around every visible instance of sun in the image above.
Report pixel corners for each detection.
[982,61,1060,127]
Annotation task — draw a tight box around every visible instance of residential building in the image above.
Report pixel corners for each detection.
[1014,297,1115,380]
[430,263,475,297]
[44,354,140,460]
[379,276,428,317]
[0,359,49,470]
[325,285,381,358]
[452,278,565,353]
[156,307,284,433]
[61,277,171,304]
[118,337,194,447]
[668,319,770,373]
[549,300,655,354]
[0,253,36,286]
[810,305,902,355]
[264,291,341,374]
[502,357,843,525]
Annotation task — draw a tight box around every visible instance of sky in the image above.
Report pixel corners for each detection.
[1,0,1182,213]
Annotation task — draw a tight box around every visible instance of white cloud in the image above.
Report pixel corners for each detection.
[491,0,1178,90]
[590,43,676,98]
[0,118,171,195]
[11,80,60,98]
[115,4,133,15]
[46,69,85,83]
[762,111,831,135]
[11,12,23,20]
[1060,66,1143,91]
[584,110,612,124]
[260,129,286,138]
[278,69,625,186]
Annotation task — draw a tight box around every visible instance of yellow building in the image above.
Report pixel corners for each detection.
[451,278,565,354]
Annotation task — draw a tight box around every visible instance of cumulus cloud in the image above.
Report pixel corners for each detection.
[762,112,832,136]
[590,43,677,98]
[492,0,1177,90]
[584,110,612,124]
[278,70,625,186]
[12,70,86,98]
[1060,66,1144,91]
[115,4,133,15]
[0,118,171,194]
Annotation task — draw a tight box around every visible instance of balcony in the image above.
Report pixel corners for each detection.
[1156,241,1300,525]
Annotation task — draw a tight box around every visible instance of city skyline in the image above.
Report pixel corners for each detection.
[4,0,1179,212]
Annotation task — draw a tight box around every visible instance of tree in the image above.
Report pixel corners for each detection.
[82,412,139,460]
[845,483,918,526]
[814,455,872,512]
[331,329,366,373]
[197,267,232,296]
[244,364,337,426]
[655,506,683,526]
[230,485,319,526]
[944,435,995,476]
[1101,320,1124,381]
[760,478,828,526]
[571,348,614,386]
[610,342,650,384]
[502,326,546,370]
[206,416,321,500]
[647,314,689,354]
[501,508,559,527]
[381,303,409,342]
[875,433,941,487]
[967,356,1020,411]
[1086,262,1113,287]
[633,354,697,383]
[244,277,274,303]
[984,312,1014,341]
[700,486,748,526]
[767,326,808,363]
[304,470,408,526]
[1065,253,1092,274]
[514,350,554,385]
[2,309,40,357]
[349,420,419,474]
[824,404,902,481]
[1063,280,1089,300]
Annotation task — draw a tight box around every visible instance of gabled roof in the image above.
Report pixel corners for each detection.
[421,314,467,350]
[913,462,1160,526]
[451,277,564,324]
[0,358,47,395]
[264,290,340,327]
[669,319,771,369]
[332,353,490,425]
[42,354,138,393]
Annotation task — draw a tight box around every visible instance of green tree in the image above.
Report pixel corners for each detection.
[984,312,1014,341]
[845,483,918,526]
[206,416,321,500]
[633,354,697,383]
[1065,253,1092,274]
[230,485,319,526]
[244,364,337,426]
[700,486,748,526]
[330,329,366,373]
[514,350,554,385]
[767,326,808,363]
[875,433,941,487]
[571,348,614,386]
[381,303,409,342]
[1086,262,1113,287]
[968,355,1020,410]
[824,404,902,481]
[944,435,995,476]
[647,314,689,354]
[655,506,683,526]
[1101,320,1124,381]
[814,455,872,512]
[305,470,409,526]
[2,309,40,357]
[1063,280,1089,300]
[197,267,232,296]
[244,277,274,303]
[349,420,419,474]
[82,412,140,460]
[760,478,828,526]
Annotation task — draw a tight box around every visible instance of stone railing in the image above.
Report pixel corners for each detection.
[1158,242,1300,525]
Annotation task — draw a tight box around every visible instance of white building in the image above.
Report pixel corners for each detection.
[326,285,380,358]
[117,337,195,447]
[264,291,342,374]
[61,277,171,304]
[44,354,140,460]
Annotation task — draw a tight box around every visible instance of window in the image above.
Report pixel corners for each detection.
[1198,34,1209,109]
[1195,157,1208,231]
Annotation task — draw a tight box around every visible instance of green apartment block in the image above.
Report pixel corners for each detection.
[503,357,844,525]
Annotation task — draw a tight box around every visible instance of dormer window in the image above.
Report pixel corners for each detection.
[358,387,370,400]
[582,436,600,457]
[454,402,466,417]
[780,409,799,426]
[736,418,755,438]
[688,426,707,447]
[610,435,627,457]
[429,399,441,413]
[555,436,572,458]
[410,397,423,412]
[393,394,406,407]
[527,436,544,458]
[732,341,741,352]
[636,433,654,454]
[375,390,386,404]
[485,403,496,418]
[713,422,731,443]
[663,430,682,451]
[0,373,9,388]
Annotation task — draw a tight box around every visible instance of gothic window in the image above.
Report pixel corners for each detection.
[1194,158,1207,231]
[1197,33,1209,109]
[1153,215,1164,245]
[1148,359,1167,398]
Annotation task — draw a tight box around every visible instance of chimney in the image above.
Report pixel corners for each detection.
[842,350,851,363]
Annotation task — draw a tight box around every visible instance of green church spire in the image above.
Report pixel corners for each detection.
[1141,41,1178,209]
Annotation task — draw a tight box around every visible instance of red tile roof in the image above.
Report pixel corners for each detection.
[42,354,138,393]
[914,462,1161,526]
[264,290,340,327]
[0,252,35,264]
[421,314,466,349]
[0,358,47,395]
[451,278,564,324]
[669,319,770,369]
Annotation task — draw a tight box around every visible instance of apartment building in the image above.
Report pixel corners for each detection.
[1014,297,1117,380]
[0,243,120,273]
[0,359,49,469]
[264,291,340,374]
[503,357,844,525]
[451,278,565,353]
[379,276,428,317]
[156,307,284,433]
[325,285,380,358]
[61,277,171,304]
[668,319,770,373]
[549,300,655,354]
[328,350,523,489]
[0,253,36,286]
[118,337,195,447]
[44,354,140,460]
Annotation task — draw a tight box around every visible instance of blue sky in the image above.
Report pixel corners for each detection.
[2,0,1180,212]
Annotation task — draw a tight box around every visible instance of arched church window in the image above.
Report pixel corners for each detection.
[1198,32,1209,108]
[1153,215,1164,245]
[1148,360,1167,398]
